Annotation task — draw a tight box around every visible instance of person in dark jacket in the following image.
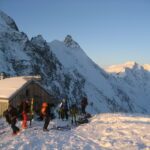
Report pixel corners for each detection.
[4,104,20,135]
[41,102,53,131]
[63,100,69,120]
[81,97,88,114]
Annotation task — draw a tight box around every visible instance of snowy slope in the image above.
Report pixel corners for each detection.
[49,37,121,113]
[49,38,150,114]
[0,113,150,150]
[50,37,113,98]
[0,10,31,75]
[105,62,150,113]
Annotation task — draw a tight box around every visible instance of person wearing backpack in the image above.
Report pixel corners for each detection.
[3,104,20,135]
[41,102,51,131]
[3,109,11,125]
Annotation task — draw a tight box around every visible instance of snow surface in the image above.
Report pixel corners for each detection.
[143,64,150,71]
[0,113,150,150]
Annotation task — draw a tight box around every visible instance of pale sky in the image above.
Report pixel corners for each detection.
[0,0,150,67]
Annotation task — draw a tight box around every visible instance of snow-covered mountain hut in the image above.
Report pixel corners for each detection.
[0,76,56,117]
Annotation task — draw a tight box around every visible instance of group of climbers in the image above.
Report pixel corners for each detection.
[3,96,89,135]
[3,99,35,135]
[58,97,89,124]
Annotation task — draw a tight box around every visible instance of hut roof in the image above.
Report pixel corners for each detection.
[0,76,41,99]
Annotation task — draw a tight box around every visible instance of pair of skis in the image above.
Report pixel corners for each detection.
[50,125,72,131]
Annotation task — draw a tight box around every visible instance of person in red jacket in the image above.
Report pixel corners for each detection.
[81,97,88,114]
[21,100,30,129]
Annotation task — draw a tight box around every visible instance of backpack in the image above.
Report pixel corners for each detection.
[50,113,55,120]
[3,109,11,124]
[77,117,89,124]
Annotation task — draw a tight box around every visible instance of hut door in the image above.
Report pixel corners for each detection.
[33,95,42,114]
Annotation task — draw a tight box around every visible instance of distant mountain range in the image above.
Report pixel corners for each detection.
[0,10,150,114]
[106,61,150,73]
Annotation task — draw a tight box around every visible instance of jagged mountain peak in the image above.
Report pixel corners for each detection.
[124,61,142,71]
[64,35,80,48]
[124,61,138,66]
[31,34,47,48]
[0,10,19,31]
